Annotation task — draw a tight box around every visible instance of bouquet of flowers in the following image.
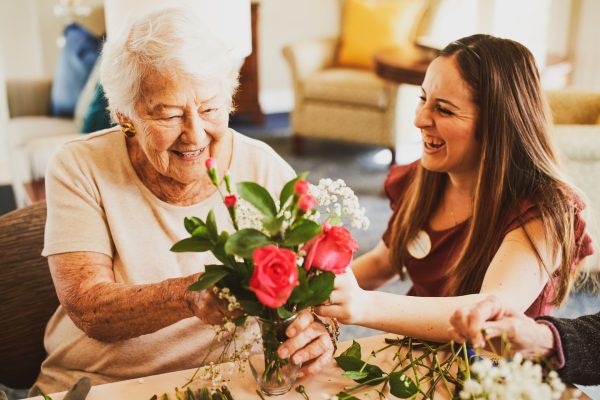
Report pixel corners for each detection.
[172,158,369,395]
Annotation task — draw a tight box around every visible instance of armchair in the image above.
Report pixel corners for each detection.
[282,38,400,158]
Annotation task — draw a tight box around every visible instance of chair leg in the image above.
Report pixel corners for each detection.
[292,135,305,156]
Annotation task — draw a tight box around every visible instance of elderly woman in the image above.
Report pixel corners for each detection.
[34,8,333,393]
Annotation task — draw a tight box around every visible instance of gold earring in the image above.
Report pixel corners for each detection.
[121,122,136,138]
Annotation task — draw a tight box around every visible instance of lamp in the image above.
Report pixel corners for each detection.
[103,0,252,60]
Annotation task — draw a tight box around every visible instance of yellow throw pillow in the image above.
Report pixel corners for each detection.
[337,0,428,69]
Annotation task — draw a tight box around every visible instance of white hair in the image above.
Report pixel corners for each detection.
[101,8,239,120]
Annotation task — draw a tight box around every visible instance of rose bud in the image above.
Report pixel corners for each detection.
[297,194,316,212]
[224,170,232,193]
[205,158,216,169]
[294,179,309,196]
[205,158,219,186]
[250,245,299,308]
[224,194,237,208]
[303,225,358,274]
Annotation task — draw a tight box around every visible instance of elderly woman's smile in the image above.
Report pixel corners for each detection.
[124,71,233,194]
[171,147,206,160]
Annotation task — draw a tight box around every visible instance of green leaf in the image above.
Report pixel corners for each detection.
[237,182,277,218]
[342,371,369,380]
[186,387,196,400]
[335,393,360,400]
[279,172,308,208]
[263,215,285,235]
[240,299,264,316]
[184,216,204,234]
[300,271,335,309]
[198,388,210,400]
[388,371,419,398]
[191,225,211,239]
[283,219,321,247]
[206,210,218,240]
[171,237,213,253]
[288,266,310,304]
[188,266,229,291]
[212,231,231,264]
[224,229,273,258]
[334,356,384,385]
[276,307,295,319]
[340,340,362,359]
[233,315,247,327]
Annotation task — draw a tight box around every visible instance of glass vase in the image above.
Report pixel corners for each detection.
[248,315,301,396]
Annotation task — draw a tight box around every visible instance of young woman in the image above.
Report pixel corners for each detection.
[313,34,593,342]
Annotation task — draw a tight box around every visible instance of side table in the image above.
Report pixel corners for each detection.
[373,47,436,164]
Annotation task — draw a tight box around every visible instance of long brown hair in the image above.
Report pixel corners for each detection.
[389,34,579,304]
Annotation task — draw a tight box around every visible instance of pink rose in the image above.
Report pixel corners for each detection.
[205,158,216,169]
[224,194,237,208]
[298,194,317,212]
[250,245,299,308]
[303,225,358,274]
[294,179,309,196]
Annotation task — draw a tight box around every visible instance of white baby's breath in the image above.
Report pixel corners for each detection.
[460,353,566,400]
[308,178,370,229]
[236,198,267,233]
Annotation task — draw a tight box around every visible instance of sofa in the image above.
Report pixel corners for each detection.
[5,78,87,207]
[546,91,600,273]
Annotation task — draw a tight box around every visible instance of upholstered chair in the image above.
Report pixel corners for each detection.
[283,38,399,158]
[0,201,59,389]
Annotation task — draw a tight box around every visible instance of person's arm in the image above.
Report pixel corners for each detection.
[49,252,226,342]
[538,312,600,385]
[351,240,397,290]
[448,296,556,358]
[317,219,557,342]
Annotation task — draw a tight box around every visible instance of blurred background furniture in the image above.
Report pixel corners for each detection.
[0,201,59,390]
[547,90,600,273]
[6,78,86,206]
[283,38,400,160]
[282,0,430,163]
[232,1,264,126]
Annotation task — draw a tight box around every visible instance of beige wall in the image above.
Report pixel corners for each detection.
[258,0,340,113]
[0,0,45,78]
[571,0,600,90]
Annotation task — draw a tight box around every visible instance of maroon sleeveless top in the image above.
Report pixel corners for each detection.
[381,161,594,317]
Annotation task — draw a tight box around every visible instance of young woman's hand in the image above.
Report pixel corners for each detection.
[276,308,335,376]
[448,296,554,359]
[314,269,370,325]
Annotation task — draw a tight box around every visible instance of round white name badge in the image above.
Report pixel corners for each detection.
[407,230,432,259]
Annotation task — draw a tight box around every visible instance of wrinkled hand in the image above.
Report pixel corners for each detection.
[185,286,241,325]
[314,269,367,325]
[448,296,555,358]
[276,308,335,376]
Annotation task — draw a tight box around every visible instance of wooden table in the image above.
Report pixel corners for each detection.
[25,333,588,400]
[373,46,437,86]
